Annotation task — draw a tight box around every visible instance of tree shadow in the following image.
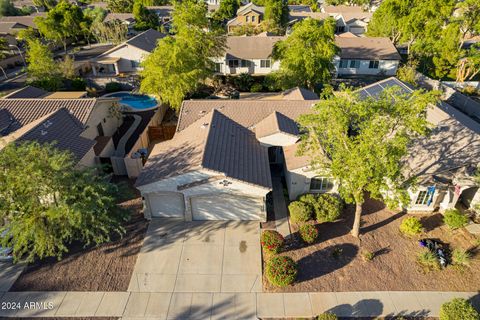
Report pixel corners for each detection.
[326,298,383,317]
[296,243,358,283]
[420,213,444,232]
[373,246,391,257]
[361,211,406,234]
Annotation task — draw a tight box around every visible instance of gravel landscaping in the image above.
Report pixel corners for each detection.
[264,198,480,292]
[11,180,147,292]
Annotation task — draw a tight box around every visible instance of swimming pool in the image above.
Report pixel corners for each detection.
[105,92,158,111]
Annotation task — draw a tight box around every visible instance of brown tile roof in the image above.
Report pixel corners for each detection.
[283,143,311,170]
[0,98,97,135]
[2,86,48,99]
[255,111,300,139]
[322,5,365,14]
[288,11,330,22]
[16,108,96,161]
[335,36,401,60]
[177,99,317,132]
[136,109,272,188]
[104,13,135,23]
[224,36,285,60]
[0,13,45,29]
[0,22,28,34]
[236,2,265,15]
[282,87,319,100]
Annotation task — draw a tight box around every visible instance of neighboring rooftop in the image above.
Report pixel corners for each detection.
[2,86,48,99]
[335,36,401,60]
[322,5,365,14]
[104,13,135,23]
[0,13,45,29]
[126,29,165,52]
[255,111,300,139]
[282,87,319,101]
[44,92,88,99]
[237,2,265,15]
[224,36,285,60]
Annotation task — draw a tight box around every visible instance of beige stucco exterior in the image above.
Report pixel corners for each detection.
[284,165,339,201]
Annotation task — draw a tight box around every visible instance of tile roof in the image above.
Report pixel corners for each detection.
[322,5,365,14]
[236,2,265,15]
[2,86,48,99]
[125,29,165,52]
[0,22,28,34]
[288,5,312,12]
[255,111,300,139]
[0,13,45,29]
[104,13,135,23]
[224,36,285,60]
[0,98,97,136]
[16,108,96,161]
[177,99,317,132]
[283,143,311,170]
[136,109,272,189]
[282,87,319,100]
[335,36,401,60]
[288,11,330,23]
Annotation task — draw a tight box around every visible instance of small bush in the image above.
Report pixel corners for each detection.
[462,85,478,96]
[443,209,469,230]
[452,248,471,267]
[70,77,87,91]
[440,298,479,320]
[299,224,318,244]
[260,230,284,254]
[317,313,338,320]
[288,201,312,223]
[233,73,254,91]
[250,83,263,92]
[265,255,297,287]
[315,194,342,223]
[417,250,440,271]
[105,81,122,93]
[399,216,424,236]
[362,250,375,262]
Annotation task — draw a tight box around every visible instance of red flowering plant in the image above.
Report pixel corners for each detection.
[265,255,297,287]
[299,223,318,244]
[261,230,285,254]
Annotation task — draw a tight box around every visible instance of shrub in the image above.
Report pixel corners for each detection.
[440,298,479,320]
[443,209,469,230]
[250,83,263,92]
[315,194,342,223]
[260,230,284,254]
[233,73,254,91]
[462,85,478,96]
[70,78,87,91]
[288,201,312,223]
[399,216,424,236]
[417,250,440,271]
[452,248,471,267]
[265,255,297,287]
[105,81,122,93]
[362,250,375,262]
[317,313,338,320]
[299,223,318,244]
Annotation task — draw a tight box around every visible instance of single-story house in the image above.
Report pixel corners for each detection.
[0,13,45,31]
[213,35,284,75]
[91,29,165,76]
[284,77,480,213]
[0,91,122,168]
[135,94,318,221]
[334,36,401,76]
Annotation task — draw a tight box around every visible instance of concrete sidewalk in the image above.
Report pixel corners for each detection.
[0,290,478,319]
[271,177,291,237]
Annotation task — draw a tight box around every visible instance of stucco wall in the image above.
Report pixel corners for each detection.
[81,100,122,140]
[76,148,97,169]
[213,57,280,75]
[333,58,399,76]
[102,45,149,73]
[285,166,338,200]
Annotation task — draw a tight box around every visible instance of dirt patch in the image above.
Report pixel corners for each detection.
[11,180,148,292]
[263,198,480,292]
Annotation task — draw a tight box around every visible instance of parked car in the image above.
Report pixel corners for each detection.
[0,230,13,262]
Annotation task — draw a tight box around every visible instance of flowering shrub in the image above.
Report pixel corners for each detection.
[260,230,284,254]
[289,201,312,223]
[399,216,423,236]
[299,223,318,244]
[265,255,297,287]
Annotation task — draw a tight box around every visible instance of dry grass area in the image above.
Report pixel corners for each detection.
[264,198,480,292]
[11,179,147,292]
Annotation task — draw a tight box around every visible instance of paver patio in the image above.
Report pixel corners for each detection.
[127,220,262,293]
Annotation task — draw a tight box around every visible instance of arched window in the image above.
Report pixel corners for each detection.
[310,176,334,192]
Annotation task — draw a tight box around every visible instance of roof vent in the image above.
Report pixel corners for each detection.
[43,120,53,128]
[200,123,209,129]
[40,130,48,136]
[199,110,207,115]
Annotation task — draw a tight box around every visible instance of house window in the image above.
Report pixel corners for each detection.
[241,60,251,68]
[214,62,223,72]
[228,59,239,68]
[369,60,380,69]
[310,176,334,192]
[415,190,430,205]
[339,59,349,68]
[246,16,249,22]
[260,59,271,68]
[131,60,140,68]
[251,16,256,22]
[349,60,360,68]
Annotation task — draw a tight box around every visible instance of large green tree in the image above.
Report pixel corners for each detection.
[106,0,134,13]
[272,17,337,91]
[297,87,439,237]
[0,142,128,262]
[25,38,62,91]
[264,0,288,32]
[34,0,86,52]
[212,0,240,25]
[133,0,159,30]
[140,0,225,110]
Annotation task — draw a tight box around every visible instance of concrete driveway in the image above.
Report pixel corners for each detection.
[0,261,24,292]
[128,220,262,293]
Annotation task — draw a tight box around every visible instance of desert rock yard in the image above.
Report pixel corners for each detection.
[10,180,147,292]
[264,198,480,292]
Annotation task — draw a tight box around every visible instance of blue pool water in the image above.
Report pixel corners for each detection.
[108,92,157,110]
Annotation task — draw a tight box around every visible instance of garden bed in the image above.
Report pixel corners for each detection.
[263,198,480,292]
[11,180,147,292]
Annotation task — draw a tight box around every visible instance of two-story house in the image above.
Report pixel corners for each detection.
[226,3,265,34]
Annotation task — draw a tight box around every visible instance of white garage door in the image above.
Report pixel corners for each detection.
[191,194,264,220]
[147,193,185,218]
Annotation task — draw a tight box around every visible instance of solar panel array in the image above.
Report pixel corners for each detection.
[357,77,414,99]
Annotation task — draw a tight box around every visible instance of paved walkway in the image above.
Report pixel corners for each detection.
[0,262,24,292]
[0,290,478,318]
[272,177,291,237]
[128,220,262,293]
